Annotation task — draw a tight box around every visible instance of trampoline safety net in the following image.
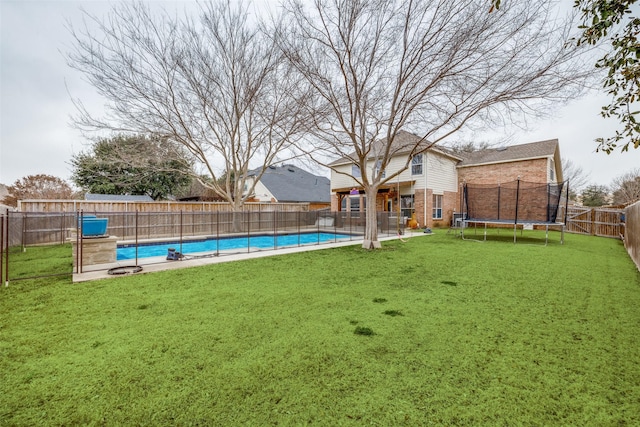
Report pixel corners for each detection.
[463,180,567,224]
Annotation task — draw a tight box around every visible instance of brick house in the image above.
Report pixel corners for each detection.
[329,133,563,229]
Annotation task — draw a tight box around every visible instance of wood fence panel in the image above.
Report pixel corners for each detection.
[17,200,310,214]
[561,206,624,238]
[564,207,592,235]
[624,201,640,271]
[594,209,624,238]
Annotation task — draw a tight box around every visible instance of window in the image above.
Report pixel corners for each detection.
[401,195,414,218]
[411,154,423,175]
[432,194,443,219]
[549,162,555,182]
[352,164,361,178]
[341,195,365,212]
[375,160,385,178]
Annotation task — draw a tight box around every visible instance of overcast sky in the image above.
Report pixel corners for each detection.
[1,0,638,190]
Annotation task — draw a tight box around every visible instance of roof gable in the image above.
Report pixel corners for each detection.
[329,130,462,166]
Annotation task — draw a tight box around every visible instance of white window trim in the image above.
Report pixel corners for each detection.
[412,154,423,176]
[432,194,443,220]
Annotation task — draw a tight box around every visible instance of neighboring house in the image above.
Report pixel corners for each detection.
[329,132,563,229]
[85,193,154,202]
[244,164,331,209]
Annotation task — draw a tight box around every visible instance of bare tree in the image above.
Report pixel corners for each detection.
[2,175,77,207]
[275,0,594,248]
[611,168,640,205]
[67,1,308,230]
[561,157,590,200]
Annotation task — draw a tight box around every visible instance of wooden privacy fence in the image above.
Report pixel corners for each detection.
[624,201,640,271]
[559,206,625,239]
[0,208,315,248]
[17,200,310,213]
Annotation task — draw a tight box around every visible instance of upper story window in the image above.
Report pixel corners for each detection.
[411,154,423,175]
[352,164,361,178]
[549,161,555,182]
[375,160,385,178]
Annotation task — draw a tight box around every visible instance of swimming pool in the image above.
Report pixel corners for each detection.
[117,232,355,260]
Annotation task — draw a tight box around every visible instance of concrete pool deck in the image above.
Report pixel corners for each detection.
[73,230,432,282]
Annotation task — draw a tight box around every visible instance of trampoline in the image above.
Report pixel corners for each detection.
[460,179,568,245]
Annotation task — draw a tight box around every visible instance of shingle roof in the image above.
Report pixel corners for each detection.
[329,130,461,166]
[457,139,559,167]
[85,193,154,202]
[249,165,330,203]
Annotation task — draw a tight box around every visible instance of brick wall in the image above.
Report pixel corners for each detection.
[414,188,430,227]
[464,178,559,223]
[414,189,457,228]
[457,158,548,185]
[443,190,459,224]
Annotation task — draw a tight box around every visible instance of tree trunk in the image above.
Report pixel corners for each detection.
[231,199,244,233]
[362,187,381,249]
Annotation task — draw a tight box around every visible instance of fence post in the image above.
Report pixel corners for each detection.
[1,213,5,286]
[591,209,596,236]
[297,211,301,246]
[21,211,26,252]
[4,211,9,286]
[247,211,251,254]
[273,208,277,250]
[60,212,65,245]
[216,211,219,256]
[180,211,183,255]
[78,210,83,274]
[135,210,139,265]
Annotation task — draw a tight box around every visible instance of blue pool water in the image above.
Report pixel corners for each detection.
[117,232,354,260]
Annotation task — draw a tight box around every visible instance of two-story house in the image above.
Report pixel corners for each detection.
[329,131,462,228]
[329,132,563,229]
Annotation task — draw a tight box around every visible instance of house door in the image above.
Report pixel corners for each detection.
[401,195,414,219]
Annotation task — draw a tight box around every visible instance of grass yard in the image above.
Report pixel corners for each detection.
[1,230,639,425]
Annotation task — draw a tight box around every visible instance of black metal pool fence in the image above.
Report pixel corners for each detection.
[1,210,404,283]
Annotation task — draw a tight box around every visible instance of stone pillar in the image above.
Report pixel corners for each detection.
[72,236,118,266]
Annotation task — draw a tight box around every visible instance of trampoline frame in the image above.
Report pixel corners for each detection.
[460,219,565,245]
[460,179,569,245]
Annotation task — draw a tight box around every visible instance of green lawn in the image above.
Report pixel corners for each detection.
[1,231,639,425]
